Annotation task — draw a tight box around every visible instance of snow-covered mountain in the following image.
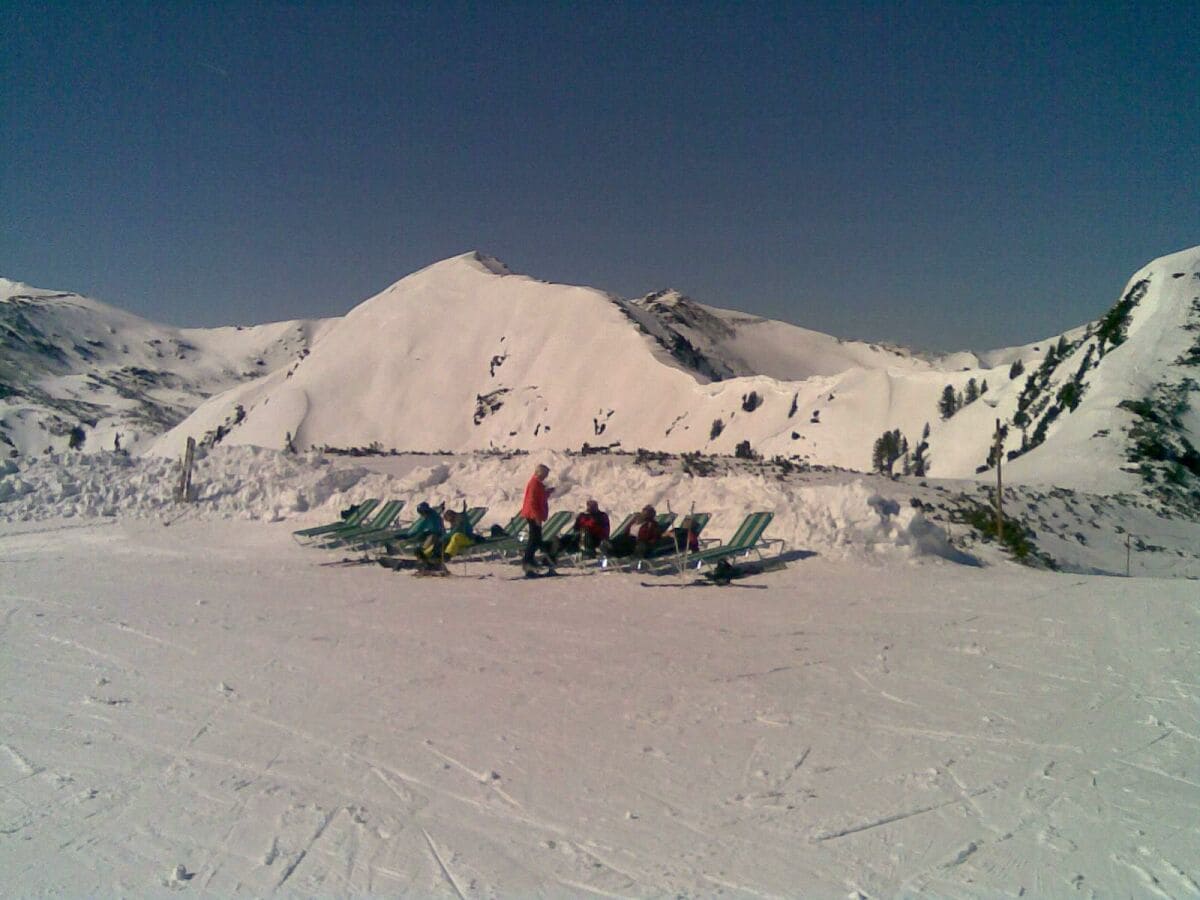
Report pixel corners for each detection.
[144,252,1019,463]
[0,278,336,456]
[144,248,1198,507]
[928,246,1200,508]
[6,245,1198,511]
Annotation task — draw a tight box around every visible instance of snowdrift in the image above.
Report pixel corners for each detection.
[6,446,1199,576]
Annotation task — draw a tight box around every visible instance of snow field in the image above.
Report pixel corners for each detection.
[1,517,1197,896]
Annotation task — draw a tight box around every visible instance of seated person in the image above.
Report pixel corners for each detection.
[404,502,445,538]
[386,501,444,559]
[600,505,663,559]
[439,507,482,559]
[671,515,702,553]
[547,499,610,561]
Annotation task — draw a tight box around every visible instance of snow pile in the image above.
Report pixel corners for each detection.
[3,446,971,564]
[0,448,393,524]
[780,482,976,563]
[8,442,1200,576]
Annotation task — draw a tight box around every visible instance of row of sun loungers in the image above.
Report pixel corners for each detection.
[293,500,782,574]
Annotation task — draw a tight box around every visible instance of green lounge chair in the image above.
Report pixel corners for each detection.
[293,498,381,544]
[596,511,679,568]
[431,512,527,562]
[482,509,574,561]
[610,512,635,536]
[635,512,713,572]
[477,511,528,544]
[564,511,689,570]
[316,499,408,548]
[602,511,675,542]
[681,512,781,571]
[347,505,487,553]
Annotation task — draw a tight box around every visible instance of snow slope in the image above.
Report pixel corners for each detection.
[630,289,961,381]
[930,246,1200,504]
[148,253,982,470]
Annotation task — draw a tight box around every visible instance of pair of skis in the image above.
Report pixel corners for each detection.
[639,580,767,590]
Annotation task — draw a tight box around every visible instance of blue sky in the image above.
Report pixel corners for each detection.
[2,1,1197,351]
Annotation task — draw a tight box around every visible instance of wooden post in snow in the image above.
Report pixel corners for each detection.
[994,419,1004,543]
[177,436,196,502]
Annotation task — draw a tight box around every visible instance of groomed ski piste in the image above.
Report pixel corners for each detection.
[2,446,1198,896]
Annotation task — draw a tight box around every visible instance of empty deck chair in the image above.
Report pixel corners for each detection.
[315,499,408,548]
[293,498,381,545]
[680,512,781,571]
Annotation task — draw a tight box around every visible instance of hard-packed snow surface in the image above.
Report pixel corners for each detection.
[2,513,1197,896]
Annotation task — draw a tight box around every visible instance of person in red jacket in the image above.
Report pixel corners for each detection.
[546,498,611,561]
[520,464,554,574]
[601,505,663,560]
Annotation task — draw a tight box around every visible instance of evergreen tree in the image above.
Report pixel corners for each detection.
[872,429,907,476]
[912,440,928,476]
[1009,359,1025,379]
[68,426,86,450]
[938,385,958,419]
[964,378,979,404]
[980,379,988,395]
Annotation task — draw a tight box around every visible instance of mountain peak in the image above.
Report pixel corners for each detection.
[437,251,513,277]
[1,277,59,301]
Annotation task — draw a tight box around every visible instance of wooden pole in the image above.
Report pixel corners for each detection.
[177,436,196,503]
[994,419,1004,543]
[1126,532,1131,577]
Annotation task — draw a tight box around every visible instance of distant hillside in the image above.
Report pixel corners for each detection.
[0,278,335,456]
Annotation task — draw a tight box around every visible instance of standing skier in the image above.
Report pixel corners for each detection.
[520,464,554,575]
